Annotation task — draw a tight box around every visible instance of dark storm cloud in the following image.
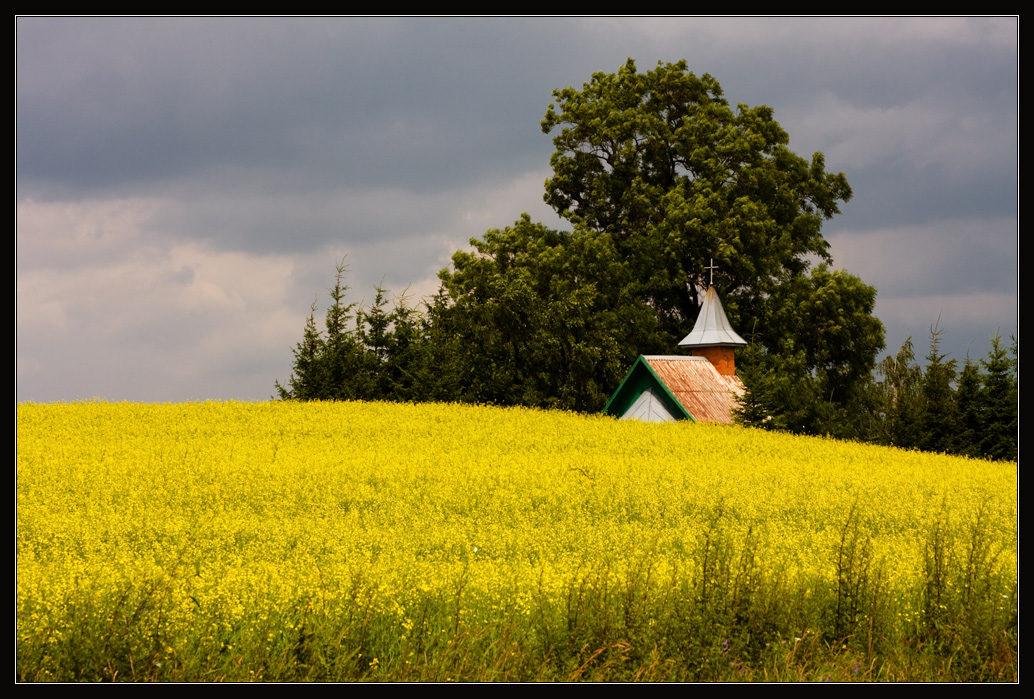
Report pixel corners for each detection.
[17,18,557,200]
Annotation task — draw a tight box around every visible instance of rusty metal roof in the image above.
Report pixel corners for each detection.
[644,355,744,424]
[678,285,747,348]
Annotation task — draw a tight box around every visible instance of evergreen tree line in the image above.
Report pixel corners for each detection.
[276,260,1016,462]
[274,261,449,404]
[734,322,1017,461]
[871,328,1016,460]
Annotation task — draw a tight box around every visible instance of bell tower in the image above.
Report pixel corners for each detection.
[677,263,746,376]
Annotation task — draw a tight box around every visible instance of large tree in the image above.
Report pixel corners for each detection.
[542,59,882,424]
[542,58,854,342]
[437,214,665,412]
[757,265,884,408]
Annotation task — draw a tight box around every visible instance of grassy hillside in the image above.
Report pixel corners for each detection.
[17,401,1017,681]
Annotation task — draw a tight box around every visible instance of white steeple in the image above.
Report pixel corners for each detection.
[678,285,747,349]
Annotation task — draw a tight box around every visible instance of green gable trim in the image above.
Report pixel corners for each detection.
[602,356,695,422]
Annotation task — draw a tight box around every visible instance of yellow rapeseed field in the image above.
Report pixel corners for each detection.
[16,401,1017,681]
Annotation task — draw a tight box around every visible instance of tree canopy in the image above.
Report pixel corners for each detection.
[542,59,854,341]
[436,214,665,411]
[542,59,882,425]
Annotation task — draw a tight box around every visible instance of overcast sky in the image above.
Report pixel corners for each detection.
[17,17,1017,403]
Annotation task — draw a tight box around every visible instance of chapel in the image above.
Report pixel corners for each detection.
[603,282,747,424]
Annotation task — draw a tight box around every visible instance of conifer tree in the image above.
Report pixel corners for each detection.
[917,323,958,454]
[275,300,326,400]
[954,359,985,458]
[321,259,365,400]
[872,338,923,448]
[979,332,1018,461]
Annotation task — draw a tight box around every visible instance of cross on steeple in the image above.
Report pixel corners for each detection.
[678,259,747,373]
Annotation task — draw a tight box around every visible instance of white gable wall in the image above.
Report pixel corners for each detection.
[620,387,678,423]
